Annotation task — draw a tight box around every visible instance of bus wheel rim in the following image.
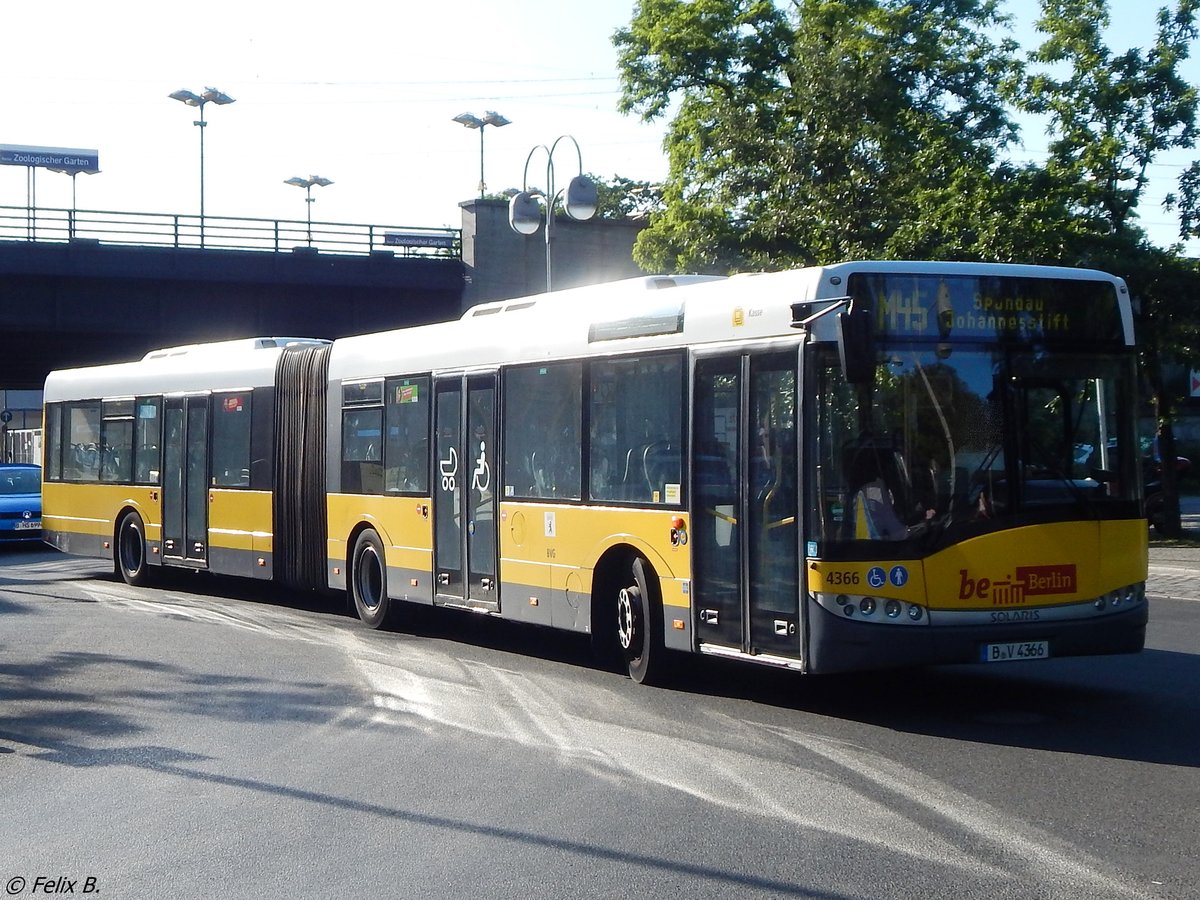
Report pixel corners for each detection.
[617,586,637,651]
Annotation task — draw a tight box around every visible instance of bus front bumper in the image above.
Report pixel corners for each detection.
[805,598,1148,675]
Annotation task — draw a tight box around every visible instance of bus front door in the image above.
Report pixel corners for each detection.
[433,374,499,612]
[693,352,801,660]
[162,395,210,566]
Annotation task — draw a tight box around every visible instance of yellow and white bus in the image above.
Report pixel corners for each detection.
[42,261,1149,683]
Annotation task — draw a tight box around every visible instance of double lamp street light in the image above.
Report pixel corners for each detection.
[508,135,598,293]
[164,92,598,278]
[452,110,510,198]
[169,86,235,246]
[284,175,334,246]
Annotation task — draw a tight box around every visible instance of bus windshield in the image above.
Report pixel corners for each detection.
[812,344,1140,555]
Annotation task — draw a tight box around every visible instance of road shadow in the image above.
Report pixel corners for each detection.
[174,588,1200,770]
[661,646,1200,769]
[16,548,1198,770]
[0,647,357,744]
[322,586,1200,770]
[0,642,850,900]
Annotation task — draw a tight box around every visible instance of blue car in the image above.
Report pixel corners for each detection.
[0,463,42,542]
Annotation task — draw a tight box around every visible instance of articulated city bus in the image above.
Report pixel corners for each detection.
[42,261,1148,682]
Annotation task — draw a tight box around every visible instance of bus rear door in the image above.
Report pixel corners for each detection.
[162,394,210,566]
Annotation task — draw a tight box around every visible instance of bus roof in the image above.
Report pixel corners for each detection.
[43,261,1131,398]
[44,337,329,402]
[328,261,1130,381]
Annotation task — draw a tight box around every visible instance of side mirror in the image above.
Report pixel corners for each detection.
[837,306,876,385]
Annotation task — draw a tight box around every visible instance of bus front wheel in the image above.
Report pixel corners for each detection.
[350,529,396,629]
[115,511,151,587]
[616,557,668,685]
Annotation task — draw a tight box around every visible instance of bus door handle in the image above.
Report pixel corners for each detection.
[700,609,719,625]
[437,572,450,586]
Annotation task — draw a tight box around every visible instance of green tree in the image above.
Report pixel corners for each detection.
[616,0,1200,534]
[1015,0,1200,535]
[614,0,1025,272]
[587,174,664,220]
[1017,0,1199,251]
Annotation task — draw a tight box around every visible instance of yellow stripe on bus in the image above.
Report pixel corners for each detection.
[42,482,161,539]
[808,519,1147,609]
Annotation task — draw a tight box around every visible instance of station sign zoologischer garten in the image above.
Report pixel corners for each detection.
[0,144,99,171]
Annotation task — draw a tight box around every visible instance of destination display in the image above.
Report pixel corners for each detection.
[847,273,1125,345]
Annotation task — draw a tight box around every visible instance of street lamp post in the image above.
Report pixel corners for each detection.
[452,111,510,198]
[46,165,100,238]
[508,135,598,293]
[284,175,334,246]
[169,86,235,246]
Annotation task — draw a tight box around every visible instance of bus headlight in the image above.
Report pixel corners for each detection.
[1100,582,1145,610]
[813,592,927,626]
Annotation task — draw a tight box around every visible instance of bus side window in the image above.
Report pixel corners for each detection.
[134,397,163,484]
[503,363,581,501]
[65,402,102,482]
[342,408,383,494]
[44,403,63,481]
[589,352,683,504]
[212,392,253,487]
[383,376,430,495]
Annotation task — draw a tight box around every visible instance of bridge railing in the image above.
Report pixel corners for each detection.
[0,205,461,258]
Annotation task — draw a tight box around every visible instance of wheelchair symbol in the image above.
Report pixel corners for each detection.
[472,441,491,493]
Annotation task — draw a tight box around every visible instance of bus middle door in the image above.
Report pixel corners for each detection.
[433,374,499,612]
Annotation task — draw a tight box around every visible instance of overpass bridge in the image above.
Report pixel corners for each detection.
[0,204,464,390]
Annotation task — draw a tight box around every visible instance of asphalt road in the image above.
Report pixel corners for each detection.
[1,544,1197,900]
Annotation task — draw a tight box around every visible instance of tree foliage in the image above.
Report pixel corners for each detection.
[1014,0,1200,534]
[588,174,665,220]
[614,0,1200,533]
[1018,0,1199,248]
[615,0,1032,271]
[615,0,1200,268]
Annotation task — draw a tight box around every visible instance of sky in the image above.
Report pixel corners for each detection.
[1,0,1196,252]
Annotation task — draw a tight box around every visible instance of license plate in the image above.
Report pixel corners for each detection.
[982,640,1049,663]
[13,521,41,531]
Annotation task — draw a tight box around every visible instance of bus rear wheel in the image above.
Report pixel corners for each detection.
[115,511,151,587]
[616,557,667,685]
[351,529,397,629]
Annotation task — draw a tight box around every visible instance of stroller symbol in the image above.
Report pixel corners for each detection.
[440,447,459,492]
